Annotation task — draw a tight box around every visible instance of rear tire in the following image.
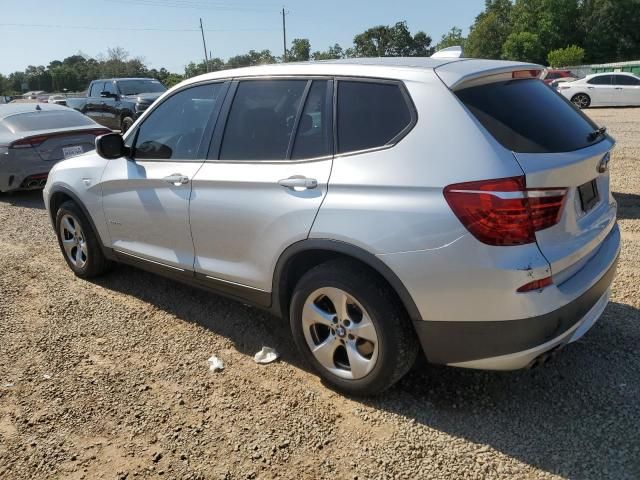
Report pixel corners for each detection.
[55,200,111,278]
[571,93,591,109]
[290,259,418,396]
[120,116,134,133]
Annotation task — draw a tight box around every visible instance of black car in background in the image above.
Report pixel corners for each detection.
[66,78,167,132]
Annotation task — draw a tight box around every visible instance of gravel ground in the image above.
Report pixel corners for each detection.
[1,108,639,480]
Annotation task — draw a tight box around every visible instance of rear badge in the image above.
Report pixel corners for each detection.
[597,153,610,173]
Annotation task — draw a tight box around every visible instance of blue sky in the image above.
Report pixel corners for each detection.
[1,0,484,75]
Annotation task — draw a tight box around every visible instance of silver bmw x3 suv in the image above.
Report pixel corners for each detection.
[44,57,620,395]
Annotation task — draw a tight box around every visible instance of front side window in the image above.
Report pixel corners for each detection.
[337,81,413,154]
[588,75,613,85]
[103,81,117,95]
[219,80,307,160]
[614,75,640,86]
[89,82,104,97]
[134,83,224,160]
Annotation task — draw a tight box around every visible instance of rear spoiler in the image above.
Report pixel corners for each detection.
[434,59,543,91]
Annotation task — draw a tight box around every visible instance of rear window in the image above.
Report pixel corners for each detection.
[3,110,95,133]
[118,80,166,95]
[456,79,600,153]
[337,81,413,154]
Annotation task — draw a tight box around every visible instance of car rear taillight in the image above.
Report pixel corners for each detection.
[512,69,542,79]
[517,276,553,293]
[9,129,112,149]
[443,176,567,246]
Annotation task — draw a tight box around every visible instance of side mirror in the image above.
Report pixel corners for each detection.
[96,133,127,160]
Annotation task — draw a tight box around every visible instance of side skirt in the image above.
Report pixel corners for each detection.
[111,249,273,310]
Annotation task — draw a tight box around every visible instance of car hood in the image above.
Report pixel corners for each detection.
[122,92,164,103]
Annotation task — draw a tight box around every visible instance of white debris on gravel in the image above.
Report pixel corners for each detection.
[254,347,280,364]
[207,355,224,372]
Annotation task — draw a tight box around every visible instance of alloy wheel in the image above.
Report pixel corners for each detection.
[59,214,88,269]
[301,287,379,380]
[572,94,590,109]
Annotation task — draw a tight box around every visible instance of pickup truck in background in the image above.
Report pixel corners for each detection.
[66,78,167,132]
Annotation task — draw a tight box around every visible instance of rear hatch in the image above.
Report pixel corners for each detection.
[438,61,616,279]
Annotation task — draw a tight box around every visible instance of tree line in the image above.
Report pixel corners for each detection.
[1,0,639,95]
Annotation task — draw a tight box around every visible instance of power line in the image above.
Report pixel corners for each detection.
[0,23,277,32]
[105,0,279,12]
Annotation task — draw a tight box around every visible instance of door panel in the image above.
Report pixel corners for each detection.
[100,82,228,269]
[101,159,203,269]
[190,78,334,291]
[614,76,640,105]
[190,160,332,290]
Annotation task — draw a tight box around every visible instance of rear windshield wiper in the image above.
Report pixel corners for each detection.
[587,127,607,142]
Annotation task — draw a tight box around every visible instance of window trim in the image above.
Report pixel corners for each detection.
[124,79,230,163]
[206,75,416,164]
[208,76,336,164]
[334,76,418,158]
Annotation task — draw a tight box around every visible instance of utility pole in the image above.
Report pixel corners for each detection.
[200,18,209,72]
[281,7,287,62]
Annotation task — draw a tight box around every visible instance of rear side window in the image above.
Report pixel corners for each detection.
[588,75,613,85]
[220,80,306,160]
[456,79,600,153]
[337,81,413,154]
[615,75,640,86]
[3,110,95,133]
[291,80,332,160]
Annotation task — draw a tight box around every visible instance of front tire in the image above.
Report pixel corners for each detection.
[290,259,418,396]
[571,93,591,109]
[55,201,111,278]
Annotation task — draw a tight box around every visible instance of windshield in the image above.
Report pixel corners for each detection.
[3,110,95,133]
[118,80,166,95]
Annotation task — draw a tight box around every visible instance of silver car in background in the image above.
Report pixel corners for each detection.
[0,104,110,192]
[44,58,620,395]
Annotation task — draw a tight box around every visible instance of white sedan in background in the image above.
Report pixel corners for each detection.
[558,72,640,108]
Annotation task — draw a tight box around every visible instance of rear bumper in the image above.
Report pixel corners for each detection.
[0,166,53,192]
[414,228,620,369]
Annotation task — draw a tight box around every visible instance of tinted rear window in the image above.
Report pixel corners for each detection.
[337,81,413,154]
[118,80,167,95]
[456,79,600,153]
[3,110,95,133]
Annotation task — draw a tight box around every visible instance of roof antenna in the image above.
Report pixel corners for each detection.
[35,104,42,111]
[431,46,464,59]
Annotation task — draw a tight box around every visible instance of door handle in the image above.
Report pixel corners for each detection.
[163,174,190,186]
[278,176,318,190]
[587,87,595,89]
[615,87,623,90]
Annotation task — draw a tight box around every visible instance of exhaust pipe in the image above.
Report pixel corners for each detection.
[39,179,47,187]
[26,180,39,189]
